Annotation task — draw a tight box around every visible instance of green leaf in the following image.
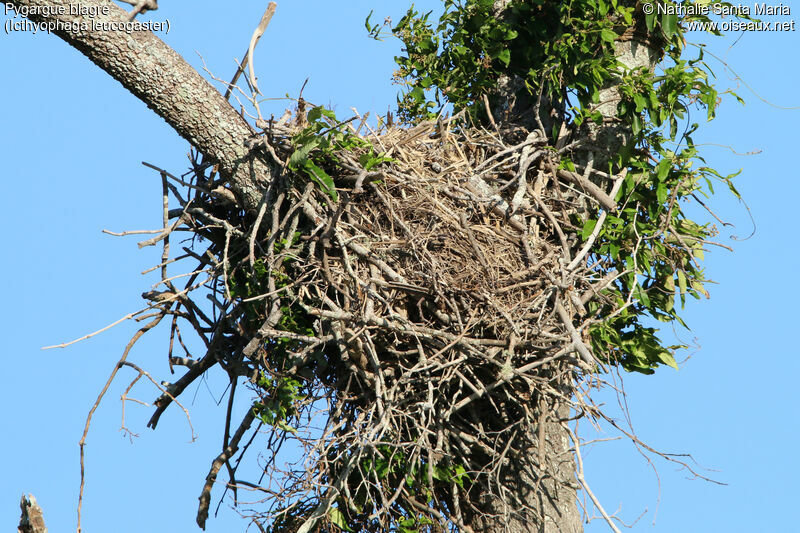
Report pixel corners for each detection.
[694,246,705,261]
[655,158,671,181]
[365,10,374,32]
[303,160,339,202]
[581,219,598,240]
[451,464,468,487]
[691,280,710,298]
[601,28,617,42]
[633,93,647,113]
[288,137,321,168]
[661,13,678,38]
[497,48,511,66]
[631,114,643,136]
[307,106,323,123]
[657,349,679,370]
[374,457,390,479]
[328,508,353,532]
[398,518,417,533]
[276,420,298,434]
[677,269,687,295]
[645,10,656,32]
[409,86,426,102]
[726,175,742,199]
[635,284,651,308]
[656,182,667,204]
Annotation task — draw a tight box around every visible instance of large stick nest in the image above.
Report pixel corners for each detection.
[145,111,621,531]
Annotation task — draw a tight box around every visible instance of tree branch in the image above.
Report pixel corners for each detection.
[556,168,617,211]
[7,0,271,212]
[197,407,257,530]
[18,494,47,533]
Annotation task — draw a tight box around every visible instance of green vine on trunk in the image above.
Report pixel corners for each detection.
[388,0,747,374]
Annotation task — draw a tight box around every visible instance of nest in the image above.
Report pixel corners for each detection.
[144,112,620,531]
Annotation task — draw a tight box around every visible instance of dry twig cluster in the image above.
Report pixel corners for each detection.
[108,109,630,531]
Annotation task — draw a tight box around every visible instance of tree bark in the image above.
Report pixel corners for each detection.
[464,397,582,533]
[460,4,661,533]
[7,0,271,212]
[18,494,48,533]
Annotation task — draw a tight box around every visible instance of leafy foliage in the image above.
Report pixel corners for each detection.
[388,0,743,374]
[229,237,316,433]
[390,0,636,122]
[252,374,303,433]
[289,106,393,201]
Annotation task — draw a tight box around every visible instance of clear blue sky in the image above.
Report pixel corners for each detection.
[1,2,797,532]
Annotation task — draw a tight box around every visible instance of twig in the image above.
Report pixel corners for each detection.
[555,302,604,370]
[564,424,623,533]
[118,0,158,21]
[197,407,257,529]
[224,3,277,106]
[147,349,220,429]
[556,168,617,211]
[77,313,166,533]
[102,228,162,236]
[482,93,500,134]
[42,309,145,350]
[567,169,626,271]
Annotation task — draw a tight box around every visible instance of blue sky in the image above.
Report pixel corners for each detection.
[1,2,797,532]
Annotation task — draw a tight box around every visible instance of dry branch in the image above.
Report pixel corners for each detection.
[7,0,272,212]
[557,168,617,211]
[114,111,628,530]
[18,494,47,533]
[197,408,257,529]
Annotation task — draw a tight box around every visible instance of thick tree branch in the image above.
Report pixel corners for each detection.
[556,169,617,211]
[7,0,271,212]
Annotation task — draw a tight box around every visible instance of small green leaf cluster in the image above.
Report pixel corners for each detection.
[288,107,393,201]
[228,258,272,332]
[228,234,307,340]
[229,236,315,431]
[390,0,636,122]
[252,373,303,434]
[329,444,469,531]
[361,445,468,490]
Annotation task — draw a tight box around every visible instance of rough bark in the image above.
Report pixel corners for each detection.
[578,23,662,170]
[461,4,662,533]
[464,396,582,533]
[7,0,271,212]
[18,494,48,533]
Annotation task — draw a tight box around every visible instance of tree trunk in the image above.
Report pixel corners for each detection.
[457,4,662,532]
[464,396,582,533]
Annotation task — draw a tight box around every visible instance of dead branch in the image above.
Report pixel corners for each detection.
[18,494,47,533]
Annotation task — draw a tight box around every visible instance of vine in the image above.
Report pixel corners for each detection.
[390,0,745,374]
